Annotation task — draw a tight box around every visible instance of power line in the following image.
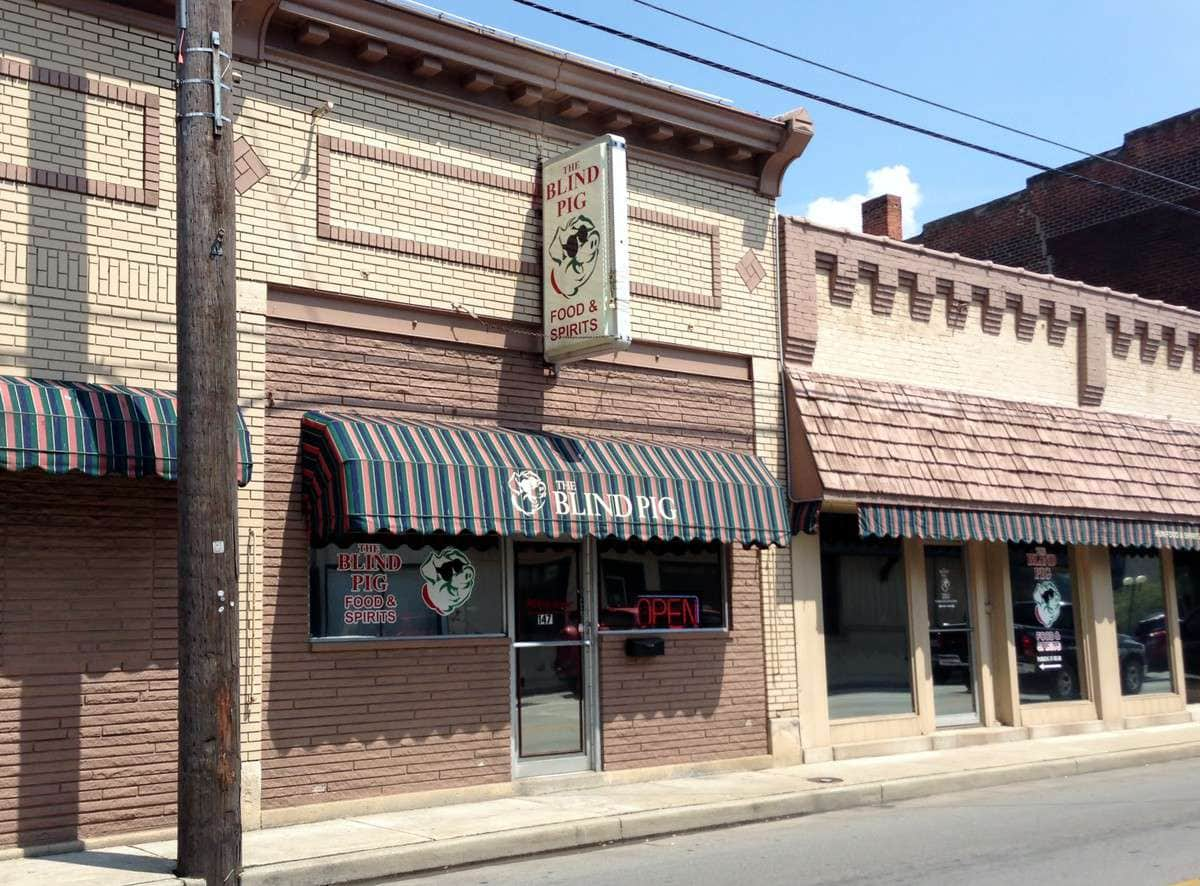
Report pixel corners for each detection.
[510,0,1200,221]
[628,0,1200,195]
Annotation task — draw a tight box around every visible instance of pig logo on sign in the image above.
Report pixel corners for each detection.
[546,214,600,297]
[1033,580,1063,628]
[419,548,476,616]
[508,470,548,516]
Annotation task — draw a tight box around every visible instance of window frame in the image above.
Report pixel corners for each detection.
[1008,542,1091,705]
[594,538,732,636]
[308,532,510,645]
[818,512,917,721]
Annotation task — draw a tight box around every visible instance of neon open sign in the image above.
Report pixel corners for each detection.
[635,595,701,629]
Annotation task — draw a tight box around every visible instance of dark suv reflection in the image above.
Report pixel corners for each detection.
[1013,602,1147,698]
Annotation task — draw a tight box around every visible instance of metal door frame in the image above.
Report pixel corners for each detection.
[509,538,602,779]
[929,543,982,729]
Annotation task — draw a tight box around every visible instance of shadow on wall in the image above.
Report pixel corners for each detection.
[3,473,179,850]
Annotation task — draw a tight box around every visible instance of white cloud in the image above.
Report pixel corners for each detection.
[805,165,923,237]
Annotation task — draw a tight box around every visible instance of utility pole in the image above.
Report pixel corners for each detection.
[174,0,241,883]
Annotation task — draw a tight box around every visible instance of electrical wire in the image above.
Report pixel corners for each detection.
[510,0,1200,220]
[628,0,1200,195]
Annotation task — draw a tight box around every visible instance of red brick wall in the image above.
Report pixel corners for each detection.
[917,109,1200,310]
[263,315,767,806]
[0,472,178,849]
[599,548,769,769]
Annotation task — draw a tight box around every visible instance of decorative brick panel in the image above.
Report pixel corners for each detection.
[316,134,539,277]
[0,57,159,206]
[629,206,722,309]
[1049,300,1073,346]
[872,268,897,316]
[777,222,817,365]
[233,137,269,195]
[978,286,1004,335]
[1015,292,1039,341]
[829,267,857,308]
[735,249,765,293]
[942,278,969,329]
[1081,313,1108,406]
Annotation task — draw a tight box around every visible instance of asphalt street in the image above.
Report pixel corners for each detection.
[386,757,1200,886]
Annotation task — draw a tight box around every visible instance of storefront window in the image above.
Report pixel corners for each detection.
[1010,544,1085,704]
[1111,549,1169,696]
[1175,551,1200,703]
[597,539,726,631]
[310,535,505,639]
[820,513,915,720]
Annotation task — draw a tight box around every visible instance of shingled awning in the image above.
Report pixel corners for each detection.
[0,376,253,486]
[785,371,1200,550]
[300,411,790,548]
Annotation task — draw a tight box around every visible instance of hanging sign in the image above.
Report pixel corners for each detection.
[541,134,631,364]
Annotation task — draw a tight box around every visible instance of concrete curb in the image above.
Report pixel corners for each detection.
[241,740,1200,886]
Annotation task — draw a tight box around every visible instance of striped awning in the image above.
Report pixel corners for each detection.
[0,376,253,486]
[791,499,821,535]
[859,503,1200,551]
[300,411,790,547]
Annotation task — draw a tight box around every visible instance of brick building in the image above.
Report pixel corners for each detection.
[914,109,1200,312]
[769,198,1200,761]
[0,0,810,853]
[3,0,1199,862]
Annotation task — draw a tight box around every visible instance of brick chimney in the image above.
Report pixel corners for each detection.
[862,194,903,239]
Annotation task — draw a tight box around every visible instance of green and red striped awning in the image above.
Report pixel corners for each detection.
[859,503,1200,551]
[300,411,790,547]
[0,376,252,486]
[791,500,821,535]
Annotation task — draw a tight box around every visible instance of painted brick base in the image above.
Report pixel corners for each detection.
[0,471,178,849]
[262,313,769,807]
[600,549,769,769]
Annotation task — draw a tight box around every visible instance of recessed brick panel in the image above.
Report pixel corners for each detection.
[0,57,159,207]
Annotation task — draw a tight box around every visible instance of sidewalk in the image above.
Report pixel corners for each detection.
[6,720,1200,886]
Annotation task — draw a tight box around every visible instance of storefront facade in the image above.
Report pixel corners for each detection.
[0,0,809,849]
[772,214,1200,759]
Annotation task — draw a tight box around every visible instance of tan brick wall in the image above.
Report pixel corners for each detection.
[0,472,178,849]
[232,60,780,358]
[784,220,1200,421]
[264,315,769,805]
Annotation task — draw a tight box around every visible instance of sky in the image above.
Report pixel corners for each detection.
[397,0,1199,237]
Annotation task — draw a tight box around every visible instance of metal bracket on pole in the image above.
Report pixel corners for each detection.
[178,30,233,136]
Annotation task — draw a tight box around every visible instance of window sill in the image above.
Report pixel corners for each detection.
[598,628,730,638]
[308,634,510,653]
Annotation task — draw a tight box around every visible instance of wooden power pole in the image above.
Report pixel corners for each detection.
[174,0,241,882]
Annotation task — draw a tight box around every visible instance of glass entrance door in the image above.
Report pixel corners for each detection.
[511,542,597,777]
[926,546,979,727]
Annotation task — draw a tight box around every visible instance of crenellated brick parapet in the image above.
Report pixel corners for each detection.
[779,217,1200,419]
